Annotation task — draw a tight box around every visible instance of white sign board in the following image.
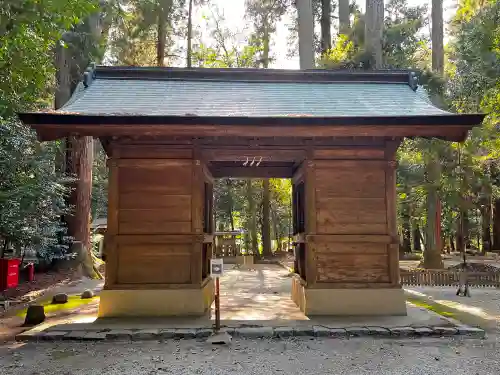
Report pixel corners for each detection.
[210,258,224,278]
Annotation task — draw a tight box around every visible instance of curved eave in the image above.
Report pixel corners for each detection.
[18,112,485,142]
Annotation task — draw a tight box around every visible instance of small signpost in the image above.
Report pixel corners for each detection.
[210,258,223,332]
[207,258,231,344]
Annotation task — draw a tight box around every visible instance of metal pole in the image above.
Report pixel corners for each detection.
[214,277,220,332]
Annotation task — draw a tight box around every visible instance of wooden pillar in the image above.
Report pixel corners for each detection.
[290,143,407,316]
[98,148,215,318]
[386,159,400,286]
[103,157,119,289]
[304,157,317,286]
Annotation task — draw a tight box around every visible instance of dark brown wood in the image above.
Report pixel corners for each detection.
[210,166,294,178]
[386,159,400,285]
[314,148,385,159]
[33,123,471,142]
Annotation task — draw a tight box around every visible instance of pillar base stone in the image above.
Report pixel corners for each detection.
[291,277,407,316]
[98,279,214,317]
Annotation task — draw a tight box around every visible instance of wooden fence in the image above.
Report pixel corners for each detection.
[400,269,500,288]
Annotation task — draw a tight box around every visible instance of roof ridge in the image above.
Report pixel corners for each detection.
[88,65,418,86]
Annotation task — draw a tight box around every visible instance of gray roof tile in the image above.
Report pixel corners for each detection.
[60,78,450,118]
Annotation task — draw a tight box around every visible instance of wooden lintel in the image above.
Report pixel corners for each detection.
[210,166,293,178]
[202,148,307,162]
[34,123,471,142]
[115,158,192,168]
[314,159,388,169]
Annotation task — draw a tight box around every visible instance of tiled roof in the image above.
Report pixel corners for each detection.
[57,66,451,118]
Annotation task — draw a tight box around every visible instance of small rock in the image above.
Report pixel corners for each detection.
[52,293,68,304]
[235,327,274,338]
[313,326,330,337]
[106,329,133,340]
[414,327,434,336]
[274,327,294,338]
[294,327,314,337]
[82,332,107,340]
[132,329,160,341]
[456,326,486,338]
[24,305,45,326]
[81,290,94,299]
[433,327,457,336]
[159,329,176,339]
[42,331,69,341]
[195,328,213,338]
[366,327,391,336]
[174,328,197,339]
[329,328,348,337]
[345,327,370,337]
[390,327,415,336]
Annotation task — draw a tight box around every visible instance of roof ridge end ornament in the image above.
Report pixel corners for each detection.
[83,62,97,88]
[408,71,418,91]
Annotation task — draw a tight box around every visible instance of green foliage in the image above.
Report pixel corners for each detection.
[0,120,71,260]
[0,0,100,262]
[0,0,99,117]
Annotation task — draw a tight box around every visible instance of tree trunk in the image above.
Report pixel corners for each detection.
[157,4,167,67]
[54,33,95,277]
[339,0,350,35]
[481,192,492,254]
[262,179,272,257]
[493,199,500,250]
[320,0,332,54]
[247,180,258,255]
[186,0,193,68]
[296,0,315,69]
[431,0,444,75]
[423,159,444,269]
[225,179,235,231]
[450,235,455,252]
[401,196,412,253]
[65,136,94,275]
[463,210,471,249]
[413,225,421,251]
[364,0,384,68]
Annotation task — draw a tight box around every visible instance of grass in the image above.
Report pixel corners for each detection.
[407,297,456,318]
[16,295,100,317]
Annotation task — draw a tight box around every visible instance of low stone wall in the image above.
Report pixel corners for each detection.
[16,324,485,342]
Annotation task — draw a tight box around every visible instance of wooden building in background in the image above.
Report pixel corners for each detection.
[20,67,483,317]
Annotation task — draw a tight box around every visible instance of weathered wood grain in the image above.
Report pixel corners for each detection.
[116,244,192,284]
[316,253,389,283]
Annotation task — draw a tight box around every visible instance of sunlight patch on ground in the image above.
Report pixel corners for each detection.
[434,299,499,321]
[16,295,100,317]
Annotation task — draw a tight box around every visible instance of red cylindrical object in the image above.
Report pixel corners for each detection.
[0,258,21,290]
[27,262,35,282]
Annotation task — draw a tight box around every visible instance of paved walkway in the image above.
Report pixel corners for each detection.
[215,264,306,320]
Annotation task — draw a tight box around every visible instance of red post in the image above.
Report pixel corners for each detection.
[214,277,220,332]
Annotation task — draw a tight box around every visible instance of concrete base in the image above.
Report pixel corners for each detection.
[98,279,214,318]
[291,278,407,316]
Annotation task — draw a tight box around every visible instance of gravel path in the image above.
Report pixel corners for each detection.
[1,336,498,375]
